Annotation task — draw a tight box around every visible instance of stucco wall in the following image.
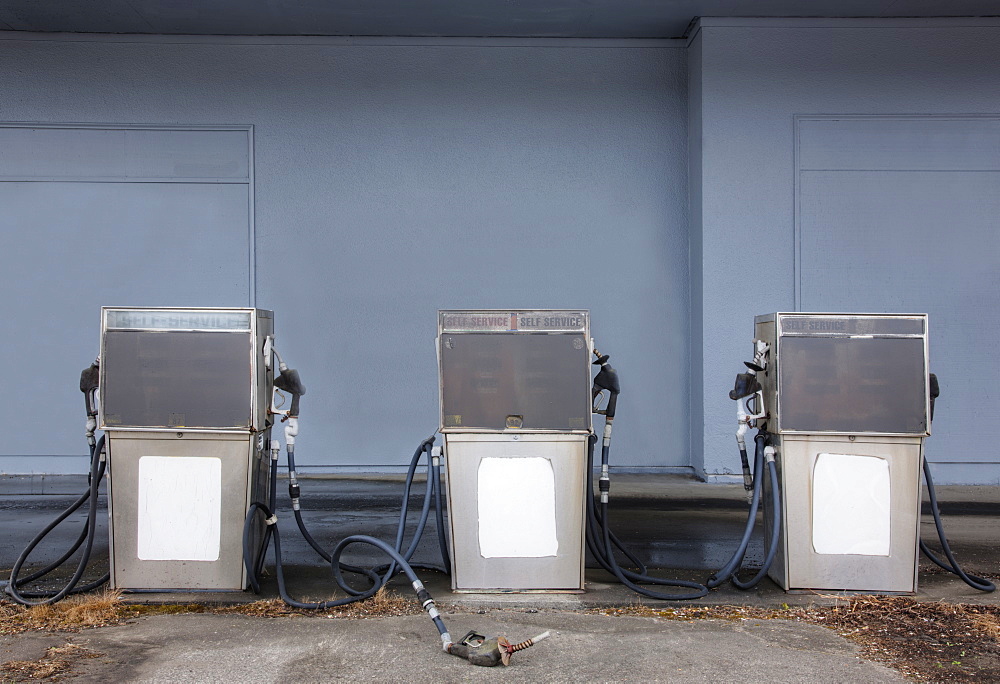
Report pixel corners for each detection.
[693,19,1000,483]
[0,34,689,471]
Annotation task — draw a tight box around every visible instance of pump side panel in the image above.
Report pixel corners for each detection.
[106,432,265,590]
[773,435,922,593]
[444,433,586,591]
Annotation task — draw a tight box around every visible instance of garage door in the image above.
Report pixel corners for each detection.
[796,116,1000,484]
[0,124,253,471]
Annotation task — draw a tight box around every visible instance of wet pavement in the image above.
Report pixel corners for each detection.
[3,473,998,608]
[2,474,998,682]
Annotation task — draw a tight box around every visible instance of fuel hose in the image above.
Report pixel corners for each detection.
[242,435,453,646]
[919,459,995,592]
[707,430,781,590]
[6,436,110,605]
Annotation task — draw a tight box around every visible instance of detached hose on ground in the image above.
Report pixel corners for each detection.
[707,430,781,590]
[919,458,995,592]
[6,435,110,606]
[244,434,546,665]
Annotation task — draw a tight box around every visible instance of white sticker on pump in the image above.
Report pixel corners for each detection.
[812,453,891,556]
[137,456,222,561]
[477,457,558,558]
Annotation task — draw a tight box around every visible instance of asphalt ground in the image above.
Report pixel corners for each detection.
[2,474,998,681]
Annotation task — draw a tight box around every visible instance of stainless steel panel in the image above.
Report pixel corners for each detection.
[106,430,270,591]
[753,313,930,436]
[769,435,922,593]
[444,433,587,591]
[440,333,591,431]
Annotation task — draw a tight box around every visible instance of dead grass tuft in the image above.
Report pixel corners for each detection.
[1,586,418,636]
[212,587,419,619]
[0,590,128,635]
[1,643,101,681]
[595,596,1000,682]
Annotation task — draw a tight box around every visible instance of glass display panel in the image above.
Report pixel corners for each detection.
[440,333,590,430]
[778,336,926,434]
[103,331,252,428]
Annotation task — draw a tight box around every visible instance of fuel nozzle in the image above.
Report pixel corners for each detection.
[79,360,100,446]
[731,341,768,492]
[447,630,551,667]
[274,367,306,418]
[592,350,620,419]
[929,372,940,422]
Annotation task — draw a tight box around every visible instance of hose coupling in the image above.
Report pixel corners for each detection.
[85,416,97,447]
[447,630,551,667]
[284,417,299,446]
[599,463,611,502]
[763,446,776,463]
[602,420,613,447]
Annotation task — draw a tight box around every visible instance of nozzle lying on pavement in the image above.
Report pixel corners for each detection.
[447,630,551,666]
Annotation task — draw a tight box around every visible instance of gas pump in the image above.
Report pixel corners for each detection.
[437,310,592,591]
[7,307,277,601]
[436,310,708,599]
[717,313,995,594]
[98,307,275,591]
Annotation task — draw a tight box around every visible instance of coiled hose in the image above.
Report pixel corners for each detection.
[242,435,453,647]
[707,431,781,590]
[920,458,995,592]
[6,436,110,605]
[585,434,709,600]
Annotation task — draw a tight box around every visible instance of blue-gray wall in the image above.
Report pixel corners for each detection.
[4,18,1000,483]
[0,34,690,472]
[691,19,1000,484]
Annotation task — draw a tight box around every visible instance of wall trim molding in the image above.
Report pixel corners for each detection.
[0,31,685,49]
[687,16,1000,45]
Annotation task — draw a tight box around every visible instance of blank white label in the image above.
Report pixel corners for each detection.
[477,457,558,558]
[137,456,221,561]
[812,453,891,556]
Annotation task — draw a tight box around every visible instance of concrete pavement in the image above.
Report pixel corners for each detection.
[2,473,997,682]
[3,610,908,683]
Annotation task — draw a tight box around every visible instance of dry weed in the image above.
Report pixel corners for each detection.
[212,587,419,619]
[1,643,101,681]
[0,590,127,635]
[596,596,1000,682]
